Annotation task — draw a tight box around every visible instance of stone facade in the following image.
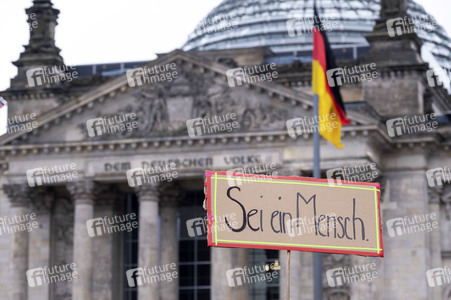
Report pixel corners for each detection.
[0,0,450,299]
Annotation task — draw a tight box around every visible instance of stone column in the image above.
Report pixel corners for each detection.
[93,186,120,300]
[382,169,429,299]
[428,188,442,300]
[67,180,95,300]
[159,183,183,300]
[232,248,248,300]
[4,184,30,300]
[350,256,380,299]
[443,187,451,252]
[28,188,54,300]
[135,183,160,300]
[211,247,233,300]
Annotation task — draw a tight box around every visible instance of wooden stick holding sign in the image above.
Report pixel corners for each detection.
[286,250,291,300]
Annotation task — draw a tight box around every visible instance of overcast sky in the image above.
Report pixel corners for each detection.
[0,0,449,91]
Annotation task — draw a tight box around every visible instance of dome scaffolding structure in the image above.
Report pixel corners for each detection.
[183,0,451,73]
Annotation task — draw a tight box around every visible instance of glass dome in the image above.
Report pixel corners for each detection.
[183,0,451,71]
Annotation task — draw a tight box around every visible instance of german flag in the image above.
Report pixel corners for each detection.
[312,4,350,148]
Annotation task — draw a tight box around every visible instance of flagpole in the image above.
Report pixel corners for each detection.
[313,96,323,300]
[313,0,323,298]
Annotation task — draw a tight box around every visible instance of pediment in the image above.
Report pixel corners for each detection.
[1,50,321,146]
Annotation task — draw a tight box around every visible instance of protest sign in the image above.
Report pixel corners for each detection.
[204,170,383,257]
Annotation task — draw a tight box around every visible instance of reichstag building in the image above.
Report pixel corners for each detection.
[0,0,450,299]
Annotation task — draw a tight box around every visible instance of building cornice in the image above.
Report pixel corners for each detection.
[0,125,447,157]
